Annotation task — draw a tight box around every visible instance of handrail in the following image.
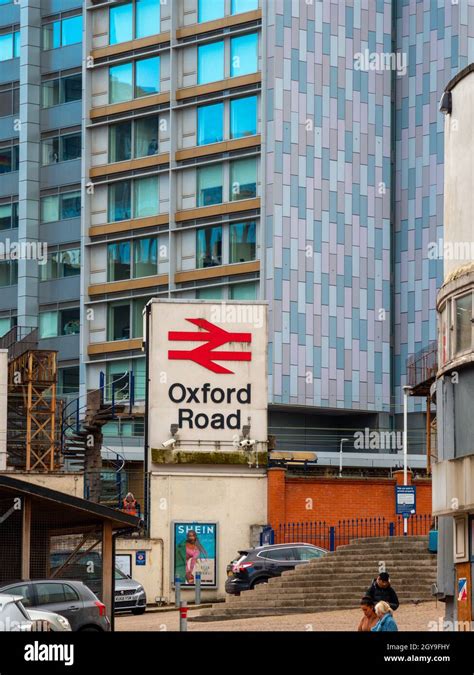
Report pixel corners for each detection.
[61,371,132,456]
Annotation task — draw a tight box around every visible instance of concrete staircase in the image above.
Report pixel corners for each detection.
[191,536,437,622]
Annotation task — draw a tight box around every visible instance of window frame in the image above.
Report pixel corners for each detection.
[452,291,474,357]
[108,114,161,163]
[41,131,82,166]
[109,0,161,46]
[42,14,83,51]
[109,56,161,105]
[107,175,159,223]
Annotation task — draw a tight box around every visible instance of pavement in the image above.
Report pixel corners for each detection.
[116,600,444,632]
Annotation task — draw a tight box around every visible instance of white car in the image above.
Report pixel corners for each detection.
[0,594,36,632]
[27,608,71,632]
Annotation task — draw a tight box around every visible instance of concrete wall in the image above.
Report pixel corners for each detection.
[443,70,474,278]
[149,468,267,602]
[115,537,164,604]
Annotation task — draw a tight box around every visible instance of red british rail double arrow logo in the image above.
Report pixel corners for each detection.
[168,318,252,374]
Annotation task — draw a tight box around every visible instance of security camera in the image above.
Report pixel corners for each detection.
[239,439,256,448]
[162,438,177,449]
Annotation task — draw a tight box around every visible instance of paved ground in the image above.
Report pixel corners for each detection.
[116,600,444,632]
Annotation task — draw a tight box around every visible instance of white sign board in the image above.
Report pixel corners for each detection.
[147,300,268,455]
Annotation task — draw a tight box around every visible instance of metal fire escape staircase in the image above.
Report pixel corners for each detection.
[406,340,438,472]
[61,372,135,505]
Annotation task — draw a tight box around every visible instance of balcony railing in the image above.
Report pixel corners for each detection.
[406,340,438,394]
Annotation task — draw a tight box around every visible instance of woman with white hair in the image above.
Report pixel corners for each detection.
[370,601,399,632]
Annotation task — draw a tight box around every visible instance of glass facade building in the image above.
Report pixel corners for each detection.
[1,0,473,466]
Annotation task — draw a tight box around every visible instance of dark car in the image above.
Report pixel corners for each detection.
[225,543,327,595]
[0,580,110,631]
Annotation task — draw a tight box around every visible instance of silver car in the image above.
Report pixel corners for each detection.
[28,608,71,632]
[0,594,37,632]
[114,568,147,615]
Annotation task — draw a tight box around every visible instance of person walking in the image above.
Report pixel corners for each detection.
[365,571,399,610]
[357,596,379,631]
[371,601,399,631]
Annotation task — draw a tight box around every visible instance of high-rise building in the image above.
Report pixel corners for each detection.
[2,0,473,488]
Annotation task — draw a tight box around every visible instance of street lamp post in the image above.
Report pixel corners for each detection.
[402,385,412,536]
[339,438,349,477]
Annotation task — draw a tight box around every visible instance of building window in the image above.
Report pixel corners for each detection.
[39,308,80,338]
[42,15,83,50]
[197,286,223,300]
[0,145,19,173]
[0,84,19,117]
[133,237,157,277]
[198,41,224,85]
[0,31,20,61]
[109,121,132,163]
[136,0,160,39]
[108,181,132,222]
[197,164,223,207]
[41,191,81,223]
[135,116,159,157]
[196,225,222,268]
[108,176,159,222]
[109,63,133,104]
[0,317,12,338]
[105,358,145,401]
[108,238,160,281]
[107,297,150,341]
[230,95,257,138]
[42,73,82,108]
[231,0,258,14]
[198,0,225,23]
[109,2,133,44]
[109,56,160,104]
[40,248,80,280]
[108,302,131,341]
[0,260,17,287]
[135,56,160,98]
[107,241,131,281]
[109,116,159,162]
[109,0,160,45]
[230,157,257,200]
[134,176,159,218]
[230,282,257,300]
[132,296,149,337]
[455,293,472,354]
[41,132,81,165]
[58,366,79,395]
[230,33,258,77]
[197,102,224,146]
[0,202,18,230]
[230,221,256,263]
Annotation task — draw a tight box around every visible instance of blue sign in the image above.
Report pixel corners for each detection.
[136,550,146,566]
[396,486,416,516]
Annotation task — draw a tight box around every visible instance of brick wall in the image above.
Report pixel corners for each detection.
[268,468,432,529]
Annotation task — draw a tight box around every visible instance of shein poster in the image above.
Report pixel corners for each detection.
[173,522,217,587]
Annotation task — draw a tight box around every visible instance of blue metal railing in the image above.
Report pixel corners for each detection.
[275,514,432,551]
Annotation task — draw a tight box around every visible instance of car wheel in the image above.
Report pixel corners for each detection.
[79,626,102,632]
[250,578,269,590]
[132,608,146,615]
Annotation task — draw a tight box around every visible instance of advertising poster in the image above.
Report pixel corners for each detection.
[173,522,217,587]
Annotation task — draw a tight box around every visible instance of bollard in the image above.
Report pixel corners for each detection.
[175,577,181,607]
[195,572,201,606]
[179,600,188,632]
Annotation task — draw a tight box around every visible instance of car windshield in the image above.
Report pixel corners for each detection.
[115,568,128,580]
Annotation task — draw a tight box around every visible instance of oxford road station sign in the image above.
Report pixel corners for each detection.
[146,300,268,459]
